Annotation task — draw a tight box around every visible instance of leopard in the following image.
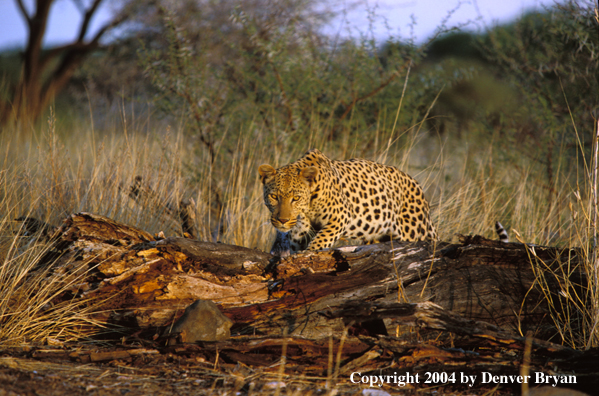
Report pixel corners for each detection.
[258,149,437,256]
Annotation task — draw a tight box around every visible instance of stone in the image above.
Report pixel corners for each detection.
[166,300,233,344]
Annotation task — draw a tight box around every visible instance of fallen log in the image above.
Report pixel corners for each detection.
[41,212,584,343]
[11,212,596,394]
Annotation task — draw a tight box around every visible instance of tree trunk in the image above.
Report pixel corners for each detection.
[1,0,128,128]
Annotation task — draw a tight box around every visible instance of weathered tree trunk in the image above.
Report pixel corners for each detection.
[15,212,597,394]
[42,212,584,343]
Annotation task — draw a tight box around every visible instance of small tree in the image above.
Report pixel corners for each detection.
[0,0,130,129]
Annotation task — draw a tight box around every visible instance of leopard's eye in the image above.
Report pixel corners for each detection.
[291,196,300,202]
[269,194,278,201]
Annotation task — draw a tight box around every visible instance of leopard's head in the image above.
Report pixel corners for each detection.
[258,164,318,232]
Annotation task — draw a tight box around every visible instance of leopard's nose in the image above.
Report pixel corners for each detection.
[278,218,290,224]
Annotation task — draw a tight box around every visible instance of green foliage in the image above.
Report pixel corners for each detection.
[479,0,598,159]
[138,13,227,163]
[137,4,428,163]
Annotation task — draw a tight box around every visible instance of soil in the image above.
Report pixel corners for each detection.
[0,341,591,396]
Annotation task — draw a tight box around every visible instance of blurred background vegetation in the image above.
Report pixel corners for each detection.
[0,0,596,246]
[0,0,598,347]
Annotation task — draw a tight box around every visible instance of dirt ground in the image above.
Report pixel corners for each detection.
[0,349,297,396]
[0,343,585,396]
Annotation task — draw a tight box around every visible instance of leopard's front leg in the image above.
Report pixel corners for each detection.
[305,218,348,251]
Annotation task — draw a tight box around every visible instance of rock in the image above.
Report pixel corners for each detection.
[166,300,233,344]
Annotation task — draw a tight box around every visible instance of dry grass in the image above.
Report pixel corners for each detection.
[0,106,597,348]
[0,227,112,344]
[516,119,599,349]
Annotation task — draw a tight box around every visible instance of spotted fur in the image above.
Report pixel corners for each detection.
[258,149,437,255]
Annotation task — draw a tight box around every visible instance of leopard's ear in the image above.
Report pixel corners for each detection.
[300,166,318,185]
[258,164,277,184]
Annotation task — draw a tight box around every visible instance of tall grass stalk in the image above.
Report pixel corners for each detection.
[586,118,599,348]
